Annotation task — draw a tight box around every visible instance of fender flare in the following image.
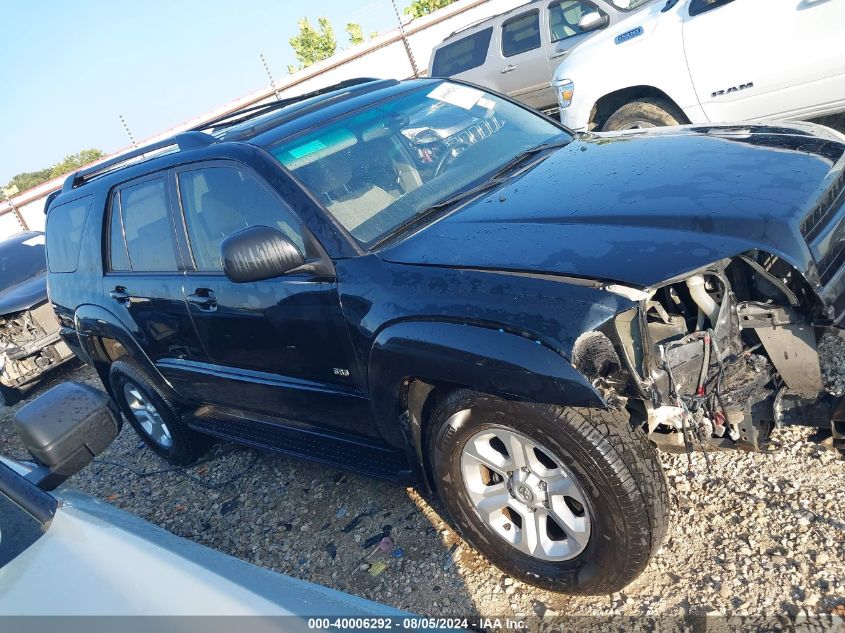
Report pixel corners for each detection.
[367,320,606,444]
[73,304,171,396]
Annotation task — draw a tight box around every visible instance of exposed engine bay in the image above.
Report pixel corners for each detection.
[0,302,73,391]
[575,251,845,456]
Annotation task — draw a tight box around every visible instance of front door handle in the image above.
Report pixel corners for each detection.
[550,49,569,60]
[187,289,217,311]
[110,287,130,304]
[501,64,517,74]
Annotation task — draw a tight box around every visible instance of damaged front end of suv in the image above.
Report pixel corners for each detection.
[587,251,845,457]
[0,232,75,405]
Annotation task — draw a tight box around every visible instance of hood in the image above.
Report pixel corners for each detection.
[0,271,48,315]
[381,124,845,287]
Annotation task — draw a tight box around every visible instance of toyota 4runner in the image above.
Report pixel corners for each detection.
[46,77,845,594]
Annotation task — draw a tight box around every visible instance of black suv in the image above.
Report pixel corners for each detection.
[46,78,844,594]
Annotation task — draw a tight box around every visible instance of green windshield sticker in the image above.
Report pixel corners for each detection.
[288,139,327,159]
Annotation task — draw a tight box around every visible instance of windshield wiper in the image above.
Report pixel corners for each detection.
[489,137,572,181]
[424,138,573,214]
[370,137,572,249]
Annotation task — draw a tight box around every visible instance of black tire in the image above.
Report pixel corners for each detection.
[602,98,687,131]
[109,359,211,465]
[0,383,22,407]
[428,389,668,595]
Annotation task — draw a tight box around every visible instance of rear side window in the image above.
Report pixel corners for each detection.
[176,166,304,272]
[431,27,494,76]
[108,192,131,272]
[110,178,179,272]
[502,10,541,57]
[46,196,92,273]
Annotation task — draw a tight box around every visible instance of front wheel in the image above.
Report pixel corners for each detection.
[602,98,686,131]
[428,390,668,595]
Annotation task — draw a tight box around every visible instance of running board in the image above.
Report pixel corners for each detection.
[186,406,414,485]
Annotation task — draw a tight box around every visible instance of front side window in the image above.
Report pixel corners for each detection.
[548,1,605,42]
[431,27,494,76]
[269,81,569,247]
[177,166,304,271]
[113,178,179,272]
[501,10,541,57]
[689,0,736,16]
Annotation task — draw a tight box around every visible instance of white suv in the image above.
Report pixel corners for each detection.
[552,0,845,131]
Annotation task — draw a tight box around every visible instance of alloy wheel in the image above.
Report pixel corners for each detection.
[122,382,173,449]
[460,426,591,561]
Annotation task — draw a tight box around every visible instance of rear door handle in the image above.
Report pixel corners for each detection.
[550,49,569,60]
[110,287,130,304]
[501,64,517,74]
[187,289,217,311]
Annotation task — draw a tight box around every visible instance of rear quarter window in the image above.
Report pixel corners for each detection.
[431,27,494,76]
[46,196,93,273]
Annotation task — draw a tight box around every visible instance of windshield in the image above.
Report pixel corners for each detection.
[0,234,46,290]
[270,81,569,247]
[610,0,653,9]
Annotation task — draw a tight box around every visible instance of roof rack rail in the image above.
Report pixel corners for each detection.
[192,77,382,133]
[63,131,218,192]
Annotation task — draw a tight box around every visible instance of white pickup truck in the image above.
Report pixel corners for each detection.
[552,0,845,131]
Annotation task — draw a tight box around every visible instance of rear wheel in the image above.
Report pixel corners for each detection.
[428,389,668,594]
[109,359,211,465]
[603,98,686,131]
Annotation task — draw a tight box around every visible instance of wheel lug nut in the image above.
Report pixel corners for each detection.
[521,467,529,473]
[503,523,511,531]
[539,481,547,490]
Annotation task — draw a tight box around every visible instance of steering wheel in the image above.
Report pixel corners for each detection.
[433,142,469,178]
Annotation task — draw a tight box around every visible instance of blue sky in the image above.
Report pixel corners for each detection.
[0,0,400,183]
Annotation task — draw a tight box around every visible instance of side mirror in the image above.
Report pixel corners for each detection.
[221,226,306,283]
[578,12,609,32]
[14,382,120,491]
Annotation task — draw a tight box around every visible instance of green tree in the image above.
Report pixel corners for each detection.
[5,148,104,193]
[346,22,364,46]
[48,149,104,179]
[404,0,455,18]
[287,17,337,73]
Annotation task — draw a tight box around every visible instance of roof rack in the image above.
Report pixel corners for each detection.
[60,78,383,194]
[63,131,217,192]
[193,77,382,134]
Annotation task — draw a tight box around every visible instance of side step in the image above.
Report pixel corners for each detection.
[186,406,414,485]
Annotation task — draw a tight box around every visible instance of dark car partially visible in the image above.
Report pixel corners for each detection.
[0,232,75,405]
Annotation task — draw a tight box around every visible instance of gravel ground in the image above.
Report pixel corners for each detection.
[2,114,844,629]
[1,361,843,628]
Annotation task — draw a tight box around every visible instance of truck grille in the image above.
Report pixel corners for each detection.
[818,239,845,286]
[801,169,845,243]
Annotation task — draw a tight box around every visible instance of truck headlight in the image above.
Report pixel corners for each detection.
[554,79,574,109]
